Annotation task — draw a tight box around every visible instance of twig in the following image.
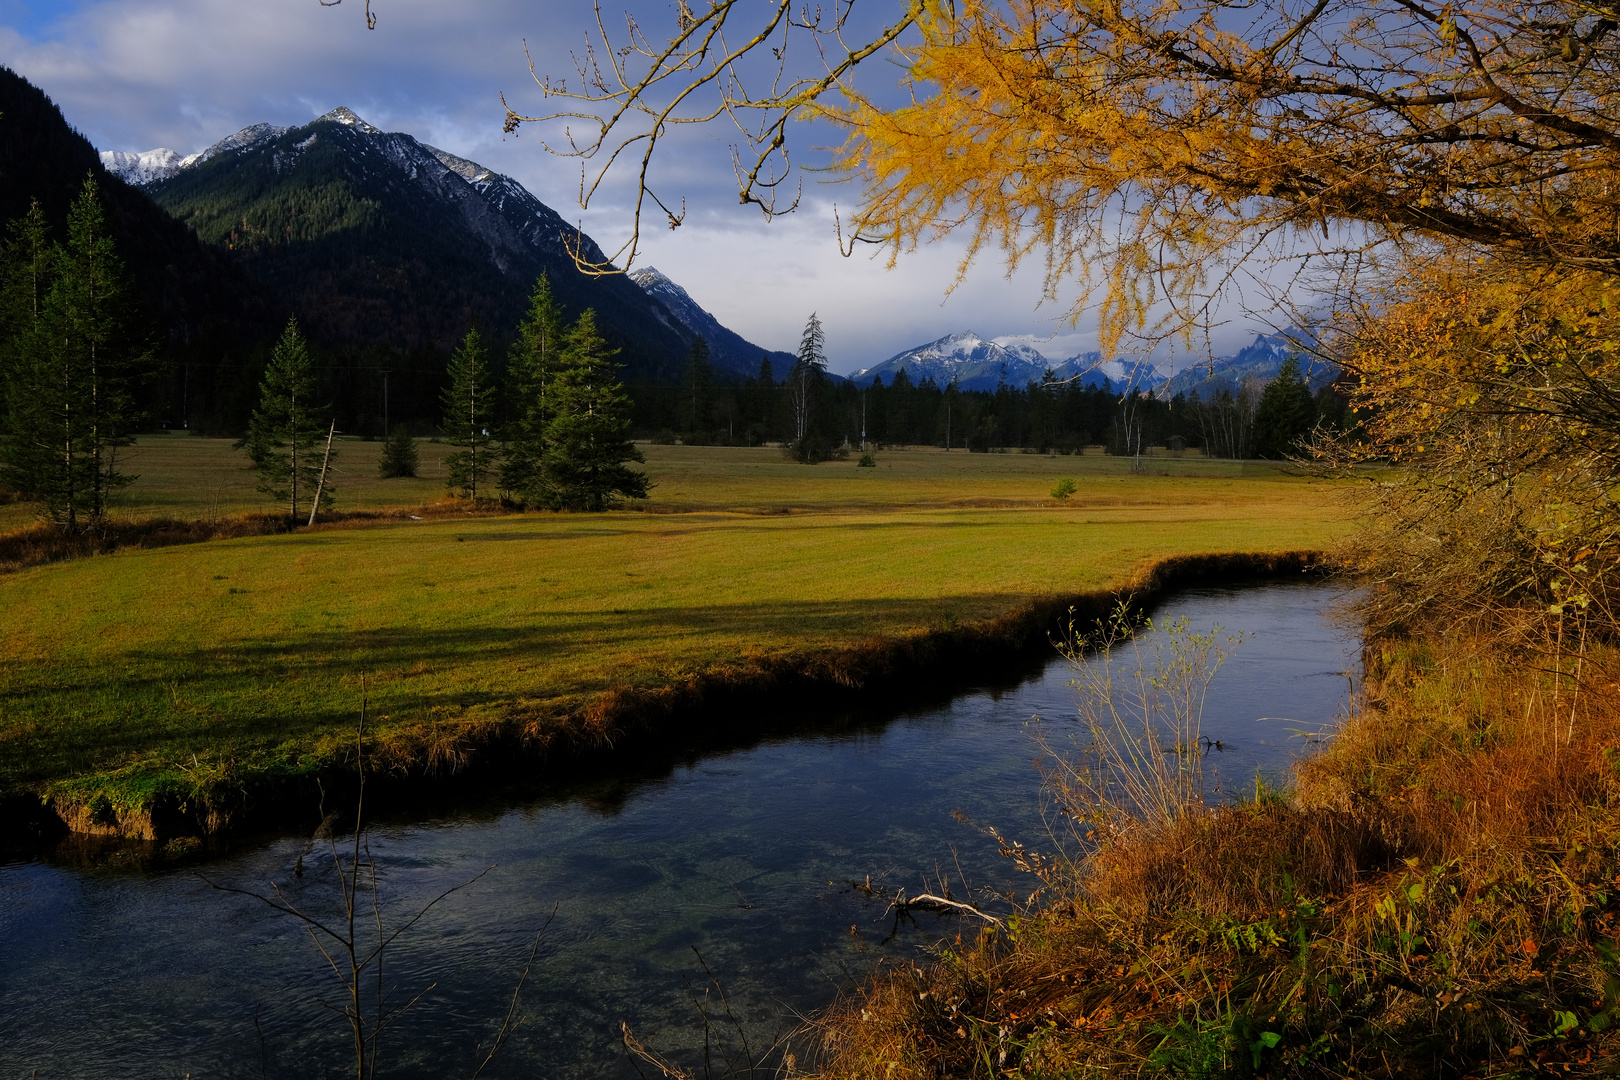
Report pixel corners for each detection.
[471,904,558,1079]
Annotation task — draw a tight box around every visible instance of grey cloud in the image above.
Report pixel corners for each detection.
[2,0,1259,373]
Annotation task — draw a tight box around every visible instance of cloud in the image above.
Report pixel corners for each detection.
[3,0,1269,374]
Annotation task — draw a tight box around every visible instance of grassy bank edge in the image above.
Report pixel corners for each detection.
[3,549,1327,852]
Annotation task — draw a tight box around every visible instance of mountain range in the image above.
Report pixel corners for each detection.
[106,106,694,377]
[850,331,1169,393]
[100,109,791,382]
[1157,333,1338,399]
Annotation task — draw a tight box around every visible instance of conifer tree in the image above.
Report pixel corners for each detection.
[1252,356,1317,459]
[441,328,496,498]
[544,309,649,511]
[377,423,418,478]
[788,312,832,462]
[248,317,333,520]
[0,201,52,452]
[0,181,144,531]
[500,275,564,502]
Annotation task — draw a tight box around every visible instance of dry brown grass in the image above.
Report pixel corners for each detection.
[812,619,1620,1079]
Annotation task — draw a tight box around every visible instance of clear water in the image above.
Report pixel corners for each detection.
[0,581,1359,1078]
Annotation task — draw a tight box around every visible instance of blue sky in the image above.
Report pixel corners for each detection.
[1,0,1264,372]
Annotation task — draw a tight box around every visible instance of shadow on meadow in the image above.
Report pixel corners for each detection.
[0,592,1040,789]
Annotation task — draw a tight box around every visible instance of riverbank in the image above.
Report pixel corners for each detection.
[5,550,1328,854]
[0,443,1344,850]
[817,620,1620,1078]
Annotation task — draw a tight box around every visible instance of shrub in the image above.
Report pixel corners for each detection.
[1051,476,1078,499]
[857,452,877,468]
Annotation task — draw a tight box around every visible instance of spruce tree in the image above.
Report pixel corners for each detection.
[248,317,333,520]
[544,309,649,511]
[441,328,497,498]
[500,275,564,503]
[788,312,832,462]
[0,200,52,461]
[1253,356,1317,459]
[377,423,419,478]
[0,180,145,531]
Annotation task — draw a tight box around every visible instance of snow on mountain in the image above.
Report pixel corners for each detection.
[851,331,1039,391]
[1158,332,1337,399]
[99,147,185,185]
[628,267,798,379]
[126,107,617,280]
[100,121,289,185]
[318,106,379,135]
[851,332,1167,392]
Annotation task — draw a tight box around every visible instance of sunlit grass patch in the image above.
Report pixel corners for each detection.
[0,441,1343,825]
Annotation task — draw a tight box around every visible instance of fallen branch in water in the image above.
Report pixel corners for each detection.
[888,888,1004,927]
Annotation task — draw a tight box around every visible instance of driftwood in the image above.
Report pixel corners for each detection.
[887,888,1004,927]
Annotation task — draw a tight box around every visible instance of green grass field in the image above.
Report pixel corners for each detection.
[0,438,1348,811]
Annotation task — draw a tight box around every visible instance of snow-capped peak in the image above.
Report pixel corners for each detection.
[101,120,290,186]
[188,122,289,167]
[629,267,687,300]
[100,147,185,185]
[317,106,382,134]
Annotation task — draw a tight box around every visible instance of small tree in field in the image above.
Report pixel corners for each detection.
[787,312,838,463]
[544,309,649,511]
[377,423,418,478]
[248,318,333,521]
[441,328,497,499]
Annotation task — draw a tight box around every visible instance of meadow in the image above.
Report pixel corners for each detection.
[0,436,1346,824]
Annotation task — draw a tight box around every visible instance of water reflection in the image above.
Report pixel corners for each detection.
[0,581,1359,1079]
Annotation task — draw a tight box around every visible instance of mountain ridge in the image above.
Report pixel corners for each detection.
[628,266,798,379]
[136,105,693,376]
[850,331,1168,393]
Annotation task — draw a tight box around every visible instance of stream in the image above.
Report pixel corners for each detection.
[0,580,1360,1078]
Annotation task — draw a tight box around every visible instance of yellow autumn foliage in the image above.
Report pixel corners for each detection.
[828,0,1620,351]
[1329,258,1620,634]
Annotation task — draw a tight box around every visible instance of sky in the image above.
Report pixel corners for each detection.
[0,0,1267,374]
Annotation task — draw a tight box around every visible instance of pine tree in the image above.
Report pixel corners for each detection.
[441,328,497,498]
[1252,356,1317,459]
[248,317,333,519]
[0,180,145,531]
[500,276,564,503]
[544,309,649,511]
[377,423,419,478]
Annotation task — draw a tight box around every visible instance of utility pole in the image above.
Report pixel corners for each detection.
[861,387,867,451]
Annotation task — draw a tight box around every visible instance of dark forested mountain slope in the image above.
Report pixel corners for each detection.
[145,107,692,379]
[0,67,278,367]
